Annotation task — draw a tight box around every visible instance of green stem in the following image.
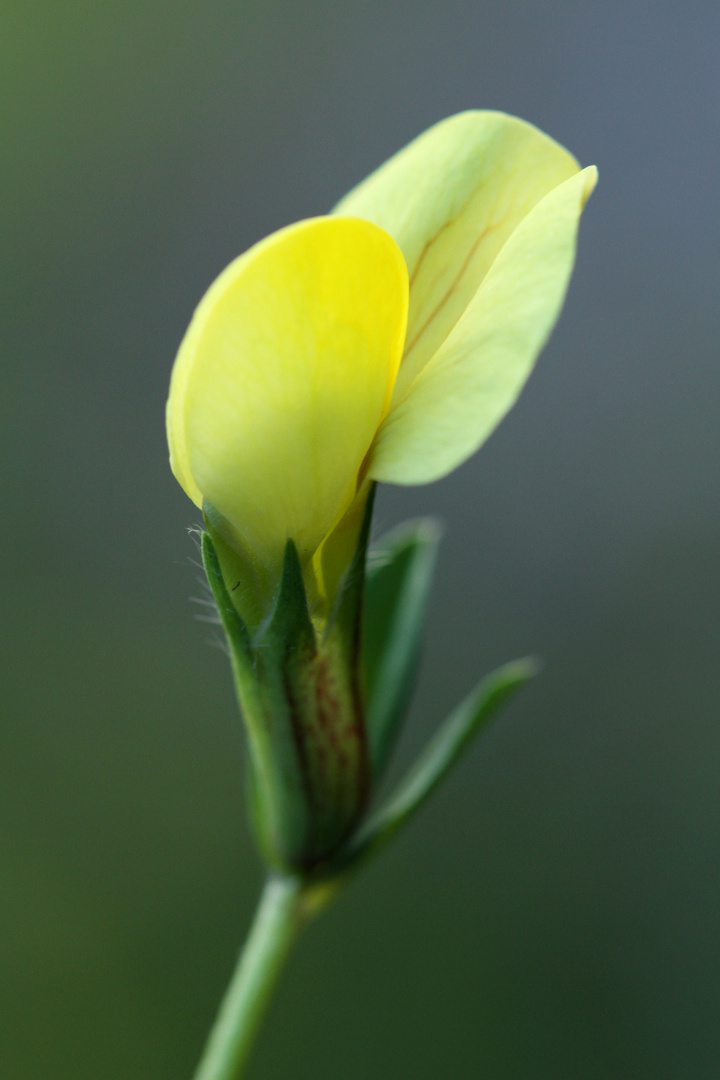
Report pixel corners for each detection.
[192,875,306,1080]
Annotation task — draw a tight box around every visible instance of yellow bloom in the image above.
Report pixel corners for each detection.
[167,111,596,626]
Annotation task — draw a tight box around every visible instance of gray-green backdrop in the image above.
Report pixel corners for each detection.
[2,2,720,1077]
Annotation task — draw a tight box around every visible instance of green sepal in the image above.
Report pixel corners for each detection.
[362,518,442,782]
[265,539,316,655]
[267,541,371,867]
[203,500,270,632]
[202,531,311,871]
[336,657,539,873]
[203,529,296,864]
[201,530,253,663]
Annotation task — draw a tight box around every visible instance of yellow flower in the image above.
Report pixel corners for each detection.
[167,112,597,869]
[167,111,596,627]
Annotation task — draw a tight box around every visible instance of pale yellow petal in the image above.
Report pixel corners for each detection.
[335,111,580,401]
[368,167,597,485]
[166,216,408,571]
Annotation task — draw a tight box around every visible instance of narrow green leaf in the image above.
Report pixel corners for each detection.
[362,518,442,780]
[344,657,539,869]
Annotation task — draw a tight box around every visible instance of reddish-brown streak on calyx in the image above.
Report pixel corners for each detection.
[312,658,359,776]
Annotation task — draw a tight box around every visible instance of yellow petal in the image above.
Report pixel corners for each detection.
[166,216,408,572]
[334,111,580,401]
[368,167,597,484]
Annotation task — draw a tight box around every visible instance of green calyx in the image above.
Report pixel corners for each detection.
[201,499,373,872]
[202,504,538,883]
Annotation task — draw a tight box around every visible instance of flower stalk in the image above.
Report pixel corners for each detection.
[191,876,306,1080]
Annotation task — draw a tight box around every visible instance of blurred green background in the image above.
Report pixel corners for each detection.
[2,2,720,1077]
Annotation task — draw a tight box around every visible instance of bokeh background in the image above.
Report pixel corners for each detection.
[2,2,720,1077]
